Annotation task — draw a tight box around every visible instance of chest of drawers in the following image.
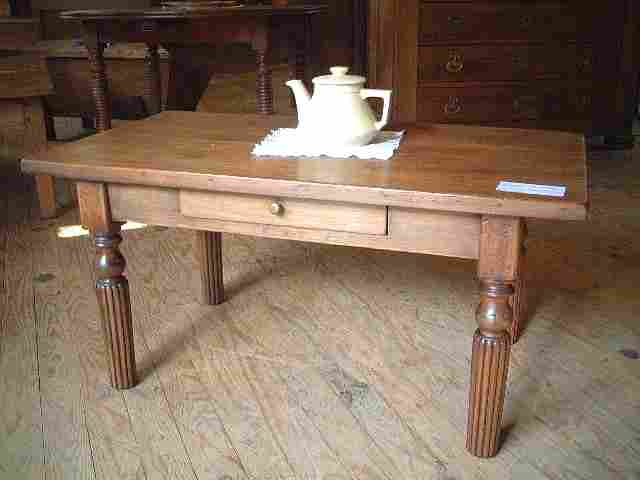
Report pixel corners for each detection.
[368,0,638,147]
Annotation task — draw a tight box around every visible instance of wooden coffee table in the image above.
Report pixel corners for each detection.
[22,111,588,458]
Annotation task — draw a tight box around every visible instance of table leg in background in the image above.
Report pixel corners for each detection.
[510,221,528,344]
[466,216,522,457]
[288,19,308,84]
[78,182,137,390]
[197,231,225,306]
[144,43,162,116]
[253,21,274,115]
[85,38,112,132]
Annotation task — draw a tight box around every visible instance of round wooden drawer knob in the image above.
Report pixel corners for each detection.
[270,202,285,216]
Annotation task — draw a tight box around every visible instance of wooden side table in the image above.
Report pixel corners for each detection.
[61,5,326,131]
[0,49,58,218]
[22,111,589,458]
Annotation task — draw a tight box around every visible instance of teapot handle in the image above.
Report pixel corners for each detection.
[360,89,392,131]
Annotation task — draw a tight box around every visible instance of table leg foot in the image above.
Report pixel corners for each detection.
[95,230,137,390]
[197,231,225,305]
[466,281,513,458]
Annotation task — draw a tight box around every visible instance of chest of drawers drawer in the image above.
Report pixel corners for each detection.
[419,2,594,44]
[418,45,593,83]
[179,190,388,236]
[417,84,593,124]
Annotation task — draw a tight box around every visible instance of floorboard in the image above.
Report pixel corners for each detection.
[1,144,640,479]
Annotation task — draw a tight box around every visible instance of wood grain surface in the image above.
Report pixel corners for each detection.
[180,190,388,235]
[2,153,640,476]
[22,111,588,220]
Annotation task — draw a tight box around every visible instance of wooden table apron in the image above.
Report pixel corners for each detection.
[22,112,588,459]
[62,6,324,130]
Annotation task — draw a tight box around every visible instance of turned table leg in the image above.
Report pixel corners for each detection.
[144,43,162,116]
[467,216,523,457]
[255,48,274,115]
[85,40,111,132]
[253,22,274,115]
[78,182,137,389]
[95,228,137,389]
[197,231,225,305]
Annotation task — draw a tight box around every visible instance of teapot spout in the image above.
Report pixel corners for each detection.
[286,79,311,125]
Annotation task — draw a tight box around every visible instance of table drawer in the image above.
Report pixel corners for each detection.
[417,84,593,125]
[179,190,388,235]
[419,2,594,44]
[418,45,593,83]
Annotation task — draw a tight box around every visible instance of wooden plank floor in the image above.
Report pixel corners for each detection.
[1,144,640,479]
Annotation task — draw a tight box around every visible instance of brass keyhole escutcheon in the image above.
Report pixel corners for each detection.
[270,202,285,216]
[446,52,464,73]
[447,15,464,27]
[519,15,533,29]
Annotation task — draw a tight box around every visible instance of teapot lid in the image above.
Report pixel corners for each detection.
[313,66,366,86]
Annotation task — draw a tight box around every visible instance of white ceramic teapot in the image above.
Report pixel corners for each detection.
[286,66,392,147]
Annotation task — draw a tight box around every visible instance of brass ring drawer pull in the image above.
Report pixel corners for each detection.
[447,15,464,26]
[270,202,285,216]
[512,55,527,68]
[445,52,464,73]
[444,96,462,115]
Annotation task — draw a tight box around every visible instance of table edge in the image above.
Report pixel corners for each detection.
[21,158,588,221]
[60,6,328,20]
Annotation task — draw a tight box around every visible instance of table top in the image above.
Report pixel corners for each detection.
[22,112,588,220]
[61,5,327,21]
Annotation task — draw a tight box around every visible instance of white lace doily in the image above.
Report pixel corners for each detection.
[252,129,405,161]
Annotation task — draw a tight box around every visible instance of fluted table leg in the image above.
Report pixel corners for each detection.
[467,281,513,457]
[467,216,523,458]
[197,231,225,305]
[95,229,137,390]
[77,182,137,390]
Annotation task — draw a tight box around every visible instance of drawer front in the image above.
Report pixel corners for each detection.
[418,45,593,83]
[417,85,593,124]
[180,191,388,236]
[419,3,594,44]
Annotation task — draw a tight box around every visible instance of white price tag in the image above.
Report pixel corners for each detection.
[497,181,566,198]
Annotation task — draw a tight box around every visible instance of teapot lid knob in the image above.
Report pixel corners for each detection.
[330,66,349,77]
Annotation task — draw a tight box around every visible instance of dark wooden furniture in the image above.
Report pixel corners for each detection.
[0,16,59,218]
[23,111,588,458]
[368,0,638,148]
[62,5,325,131]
